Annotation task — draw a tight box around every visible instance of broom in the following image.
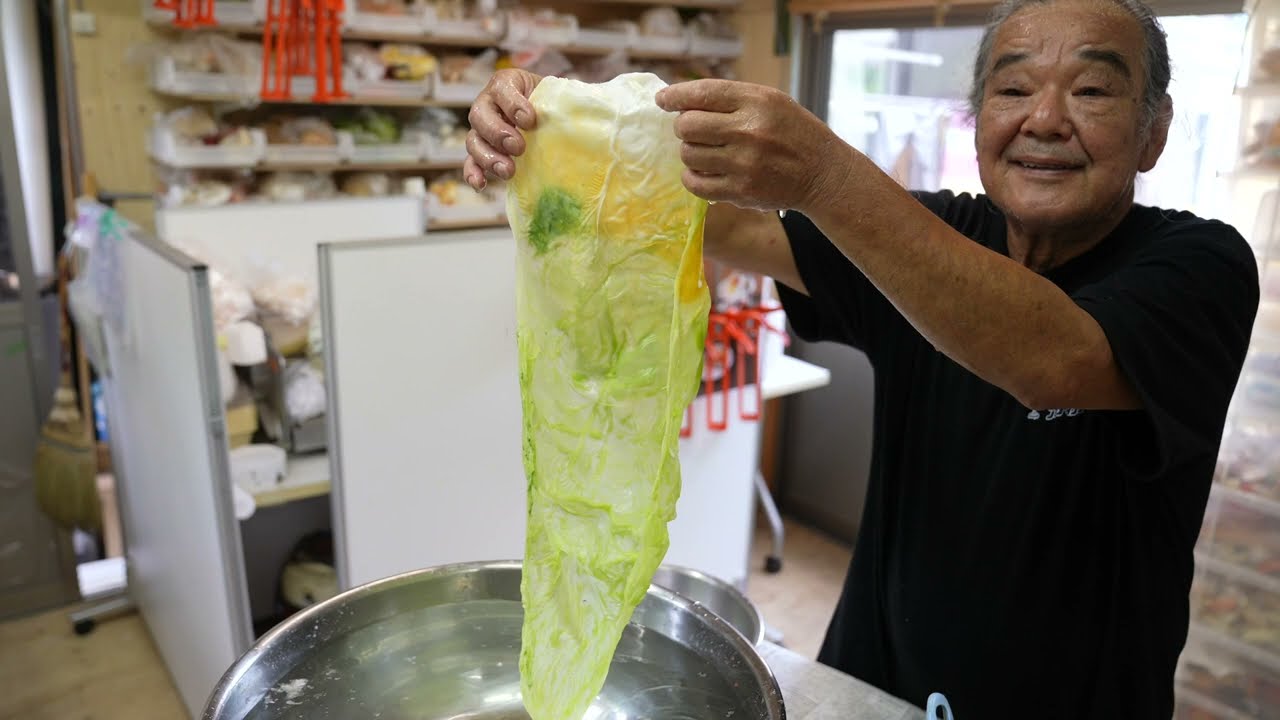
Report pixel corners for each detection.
[33,250,101,534]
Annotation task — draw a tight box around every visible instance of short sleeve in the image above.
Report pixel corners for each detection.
[1073,226,1259,479]
[774,211,881,350]
[776,192,960,352]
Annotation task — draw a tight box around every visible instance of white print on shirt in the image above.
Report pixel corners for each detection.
[1026,408,1083,421]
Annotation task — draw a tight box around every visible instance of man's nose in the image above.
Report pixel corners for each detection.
[1021,90,1072,139]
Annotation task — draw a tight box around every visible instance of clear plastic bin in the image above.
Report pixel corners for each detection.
[634,31,692,57]
[504,13,577,47]
[574,23,636,52]
[423,135,468,165]
[432,70,486,104]
[148,123,266,168]
[263,141,343,167]
[150,55,257,98]
[342,4,430,37]
[344,130,428,165]
[425,7,504,42]
[347,74,434,101]
[689,34,743,59]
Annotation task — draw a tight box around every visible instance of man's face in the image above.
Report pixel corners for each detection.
[975,0,1166,234]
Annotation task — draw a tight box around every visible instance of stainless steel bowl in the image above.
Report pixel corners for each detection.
[204,560,786,720]
[651,564,765,646]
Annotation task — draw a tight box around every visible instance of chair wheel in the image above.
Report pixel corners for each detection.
[73,619,96,636]
[765,556,782,573]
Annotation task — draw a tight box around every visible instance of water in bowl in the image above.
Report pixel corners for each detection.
[242,599,746,720]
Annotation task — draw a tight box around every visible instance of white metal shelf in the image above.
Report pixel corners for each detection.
[1176,684,1256,720]
[1211,480,1280,520]
[1196,551,1280,597]
[151,158,466,173]
[1187,622,1280,675]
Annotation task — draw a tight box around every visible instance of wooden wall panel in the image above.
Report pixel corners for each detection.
[69,0,165,229]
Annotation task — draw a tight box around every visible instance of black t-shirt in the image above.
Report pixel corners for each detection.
[776,192,1259,718]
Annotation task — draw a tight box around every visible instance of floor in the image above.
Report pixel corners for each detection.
[0,515,851,720]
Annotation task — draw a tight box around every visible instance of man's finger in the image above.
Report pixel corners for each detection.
[492,78,537,131]
[468,95,523,156]
[682,169,733,203]
[656,79,742,114]
[466,130,513,181]
[679,142,735,176]
[463,155,487,190]
[673,111,732,145]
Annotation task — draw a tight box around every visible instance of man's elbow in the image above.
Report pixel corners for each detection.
[1010,346,1140,412]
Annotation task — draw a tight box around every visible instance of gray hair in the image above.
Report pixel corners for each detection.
[968,0,1172,136]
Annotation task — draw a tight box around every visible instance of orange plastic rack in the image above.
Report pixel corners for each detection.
[262,0,347,102]
[153,0,216,28]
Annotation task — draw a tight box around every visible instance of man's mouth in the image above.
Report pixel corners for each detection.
[1012,158,1084,171]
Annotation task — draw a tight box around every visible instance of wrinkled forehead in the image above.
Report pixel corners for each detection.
[989,0,1147,76]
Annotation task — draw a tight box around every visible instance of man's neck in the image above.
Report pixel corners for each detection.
[1004,199,1135,274]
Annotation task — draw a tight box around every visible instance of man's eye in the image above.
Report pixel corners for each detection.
[1076,86,1107,97]
[997,87,1028,97]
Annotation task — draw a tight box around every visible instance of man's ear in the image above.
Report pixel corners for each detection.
[1139,95,1173,173]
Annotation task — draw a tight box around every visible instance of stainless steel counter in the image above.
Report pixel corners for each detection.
[760,643,925,720]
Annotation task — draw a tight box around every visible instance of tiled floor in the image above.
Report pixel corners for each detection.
[0,515,850,719]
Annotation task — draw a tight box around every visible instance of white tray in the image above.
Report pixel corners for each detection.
[150,56,257,98]
[149,123,266,168]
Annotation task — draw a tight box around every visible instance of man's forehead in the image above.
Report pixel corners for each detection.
[990,0,1145,70]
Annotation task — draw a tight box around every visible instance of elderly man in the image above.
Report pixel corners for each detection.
[464,0,1259,715]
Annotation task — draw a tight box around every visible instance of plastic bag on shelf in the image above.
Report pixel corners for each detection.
[243,259,317,327]
[638,7,684,38]
[158,167,254,208]
[284,361,327,424]
[340,172,395,197]
[262,115,338,146]
[168,238,257,330]
[165,32,262,76]
[429,171,495,206]
[690,12,736,39]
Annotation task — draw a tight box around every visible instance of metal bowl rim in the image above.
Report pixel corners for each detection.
[649,563,765,646]
[202,559,784,720]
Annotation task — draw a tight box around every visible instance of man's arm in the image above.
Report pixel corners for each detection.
[805,148,1138,411]
[656,79,1139,412]
[704,204,806,294]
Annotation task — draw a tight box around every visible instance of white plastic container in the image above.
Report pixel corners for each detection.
[262,141,343,166]
[229,444,288,495]
[150,55,258,98]
[148,122,266,168]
